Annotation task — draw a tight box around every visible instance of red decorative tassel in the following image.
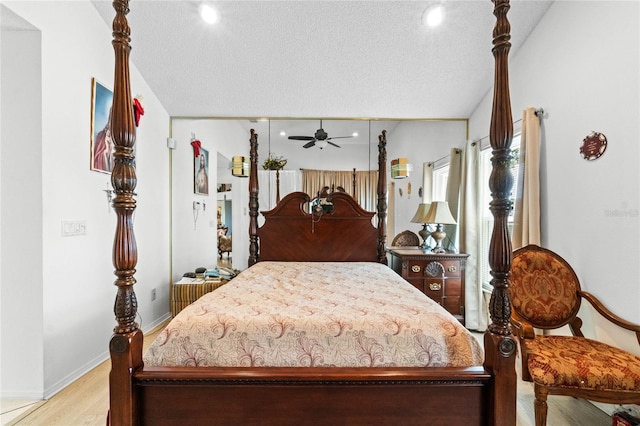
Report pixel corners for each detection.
[133,97,144,127]
[191,140,201,157]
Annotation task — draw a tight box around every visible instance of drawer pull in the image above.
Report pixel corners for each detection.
[448,265,457,273]
[411,265,421,273]
[429,283,442,291]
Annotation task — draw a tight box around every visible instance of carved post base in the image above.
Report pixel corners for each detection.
[109,330,144,425]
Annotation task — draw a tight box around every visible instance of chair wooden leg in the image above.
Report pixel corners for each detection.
[534,384,549,426]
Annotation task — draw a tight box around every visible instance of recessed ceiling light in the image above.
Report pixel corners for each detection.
[352,132,359,137]
[423,4,445,28]
[199,4,218,25]
[280,131,286,136]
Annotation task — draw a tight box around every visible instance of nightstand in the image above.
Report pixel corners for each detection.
[171,277,228,316]
[388,247,469,325]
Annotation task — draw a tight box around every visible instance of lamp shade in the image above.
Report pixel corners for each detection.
[423,201,457,225]
[410,203,431,223]
[391,158,412,179]
[231,156,249,177]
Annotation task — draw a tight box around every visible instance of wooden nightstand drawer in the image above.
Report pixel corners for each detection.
[442,296,462,315]
[424,288,444,305]
[405,260,429,278]
[444,279,461,296]
[388,248,468,325]
[438,260,461,277]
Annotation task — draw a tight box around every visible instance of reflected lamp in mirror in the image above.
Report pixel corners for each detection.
[423,201,456,253]
[231,156,249,177]
[410,203,432,251]
[391,158,412,179]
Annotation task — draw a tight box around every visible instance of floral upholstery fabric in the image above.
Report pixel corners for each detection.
[510,249,580,327]
[145,262,484,368]
[526,336,640,391]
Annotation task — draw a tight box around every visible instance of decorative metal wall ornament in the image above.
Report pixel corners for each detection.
[580,131,607,160]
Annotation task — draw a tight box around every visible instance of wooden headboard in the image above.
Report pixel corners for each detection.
[257,191,378,262]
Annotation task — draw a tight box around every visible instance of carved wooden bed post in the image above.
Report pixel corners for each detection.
[484,0,517,424]
[108,0,142,424]
[377,130,388,264]
[248,129,259,266]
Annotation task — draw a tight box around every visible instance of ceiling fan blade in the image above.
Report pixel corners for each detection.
[327,141,341,148]
[326,135,354,140]
[288,136,315,141]
[303,140,316,148]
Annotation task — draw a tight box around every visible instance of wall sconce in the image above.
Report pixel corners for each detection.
[104,182,114,212]
[391,158,412,179]
[231,156,249,177]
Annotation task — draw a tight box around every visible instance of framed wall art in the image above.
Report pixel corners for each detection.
[90,78,114,174]
[195,147,210,195]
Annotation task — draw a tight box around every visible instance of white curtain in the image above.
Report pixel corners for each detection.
[513,107,541,248]
[422,162,433,203]
[444,148,462,251]
[257,169,302,212]
[459,140,488,331]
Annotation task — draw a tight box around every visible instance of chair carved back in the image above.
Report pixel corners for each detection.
[511,245,582,329]
[391,230,420,247]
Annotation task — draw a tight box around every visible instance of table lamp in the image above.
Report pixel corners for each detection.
[423,201,457,253]
[410,203,432,251]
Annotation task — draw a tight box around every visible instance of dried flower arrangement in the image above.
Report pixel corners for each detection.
[262,154,287,170]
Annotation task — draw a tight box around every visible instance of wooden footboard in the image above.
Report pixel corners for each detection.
[135,367,491,425]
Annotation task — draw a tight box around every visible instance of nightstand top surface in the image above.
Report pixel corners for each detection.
[387,247,469,258]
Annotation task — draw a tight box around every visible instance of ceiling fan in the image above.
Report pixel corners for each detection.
[288,120,354,149]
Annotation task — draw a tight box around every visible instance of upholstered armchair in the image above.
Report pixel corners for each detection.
[217,227,232,258]
[510,244,640,426]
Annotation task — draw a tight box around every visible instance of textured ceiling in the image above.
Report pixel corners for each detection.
[91,1,553,119]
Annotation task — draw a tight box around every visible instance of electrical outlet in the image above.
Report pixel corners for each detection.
[151,288,157,301]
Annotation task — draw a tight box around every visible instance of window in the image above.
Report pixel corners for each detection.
[432,164,449,202]
[479,135,521,289]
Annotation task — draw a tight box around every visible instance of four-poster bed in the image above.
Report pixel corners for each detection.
[107,0,518,424]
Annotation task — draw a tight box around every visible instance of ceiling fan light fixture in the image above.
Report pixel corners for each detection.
[316,140,328,150]
[423,4,445,28]
[199,3,218,25]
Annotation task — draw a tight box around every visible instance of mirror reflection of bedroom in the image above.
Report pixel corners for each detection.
[170,118,468,275]
[170,117,490,329]
[216,152,233,267]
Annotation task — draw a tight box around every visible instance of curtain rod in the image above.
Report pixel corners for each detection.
[472,107,544,148]
[427,148,462,167]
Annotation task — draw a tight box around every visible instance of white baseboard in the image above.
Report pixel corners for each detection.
[43,312,171,399]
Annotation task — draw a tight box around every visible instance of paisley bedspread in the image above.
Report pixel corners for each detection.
[144,262,483,367]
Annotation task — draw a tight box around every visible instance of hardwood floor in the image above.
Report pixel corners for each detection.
[2,257,611,425]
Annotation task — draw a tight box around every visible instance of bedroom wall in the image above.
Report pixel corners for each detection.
[0,15,44,399]
[170,119,251,275]
[468,0,639,356]
[0,1,171,399]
